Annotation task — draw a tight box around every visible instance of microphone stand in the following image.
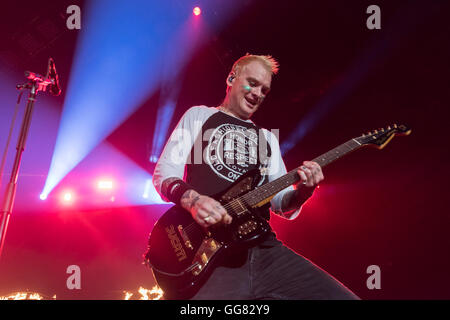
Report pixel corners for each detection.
[0,71,54,260]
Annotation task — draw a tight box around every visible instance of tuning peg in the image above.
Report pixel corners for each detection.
[361,133,365,137]
[374,129,378,134]
[380,128,385,132]
[387,125,391,130]
[393,124,397,128]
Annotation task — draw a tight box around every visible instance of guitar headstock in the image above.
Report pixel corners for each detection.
[356,124,411,149]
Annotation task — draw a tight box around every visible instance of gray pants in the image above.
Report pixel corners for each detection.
[191,233,359,300]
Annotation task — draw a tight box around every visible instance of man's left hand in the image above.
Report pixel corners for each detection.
[296,161,324,189]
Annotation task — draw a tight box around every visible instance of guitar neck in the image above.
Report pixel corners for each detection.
[242,138,363,207]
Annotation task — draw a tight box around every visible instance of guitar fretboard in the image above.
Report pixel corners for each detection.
[239,138,362,207]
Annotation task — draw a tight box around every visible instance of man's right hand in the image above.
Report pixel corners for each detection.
[180,190,232,228]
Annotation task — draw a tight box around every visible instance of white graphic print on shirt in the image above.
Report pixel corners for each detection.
[206,123,259,182]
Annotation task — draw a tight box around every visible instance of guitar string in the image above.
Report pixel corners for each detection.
[176,139,364,241]
[182,163,333,235]
[181,139,362,237]
[181,191,268,235]
[182,199,247,235]
[182,172,300,235]
[182,182,288,236]
[181,163,319,236]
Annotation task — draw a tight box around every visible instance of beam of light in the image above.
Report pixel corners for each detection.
[141,177,165,204]
[149,15,207,163]
[122,172,166,206]
[41,0,190,199]
[142,179,152,199]
[148,0,256,163]
[149,100,177,164]
[280,4,430,155]
[48,141,166,210]
[41,1,249,199]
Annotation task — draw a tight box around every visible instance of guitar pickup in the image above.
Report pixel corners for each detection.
[177,225,193,250]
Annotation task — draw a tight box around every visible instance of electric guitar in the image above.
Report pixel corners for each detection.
[144,124,411,299]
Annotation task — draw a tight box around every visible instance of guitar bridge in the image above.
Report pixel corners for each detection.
[191,238,222,276]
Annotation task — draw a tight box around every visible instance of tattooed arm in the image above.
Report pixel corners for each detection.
[278,161,324,218]
[279,189,314,217]
[161,178,232,227]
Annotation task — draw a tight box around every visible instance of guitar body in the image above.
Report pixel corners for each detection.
[144,169,271,299]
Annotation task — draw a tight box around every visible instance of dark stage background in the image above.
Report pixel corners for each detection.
[0,0,449,299]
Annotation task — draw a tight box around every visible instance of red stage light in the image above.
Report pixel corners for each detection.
[193,7,201,16]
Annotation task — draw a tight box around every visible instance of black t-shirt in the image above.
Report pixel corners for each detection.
[153,105,298,218]
[185,110,271,196]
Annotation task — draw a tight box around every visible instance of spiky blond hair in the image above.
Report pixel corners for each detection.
[230,53,280,77]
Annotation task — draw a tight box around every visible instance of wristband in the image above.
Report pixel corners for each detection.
[165,179,194,206]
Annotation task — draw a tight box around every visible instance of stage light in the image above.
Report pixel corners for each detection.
[149,155,159,164]
[97,180,113,190]
[39,194,47,200]
[149,100,177,164]
[141,177,165,204]
[193,7,201,16]
[60,191,75,205]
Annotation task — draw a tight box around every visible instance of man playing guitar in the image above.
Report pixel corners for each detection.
[150,54,359,300]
